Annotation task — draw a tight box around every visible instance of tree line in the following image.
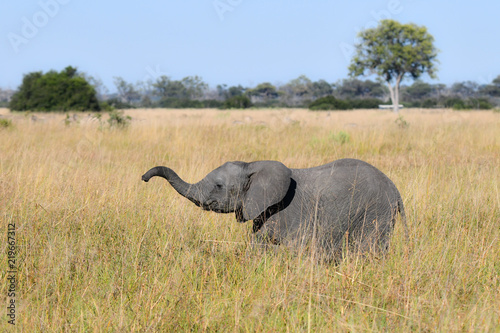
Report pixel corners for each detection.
[4,66,500,112]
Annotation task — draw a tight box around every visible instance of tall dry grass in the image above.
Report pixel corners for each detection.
[0,108,499,331]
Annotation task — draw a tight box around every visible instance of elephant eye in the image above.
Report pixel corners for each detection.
[216,183,223,189]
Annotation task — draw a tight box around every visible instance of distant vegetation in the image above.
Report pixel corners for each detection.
[87,73,500,111]
[9,66,100,111]
[309,96,383,111]
[5,70,499,112]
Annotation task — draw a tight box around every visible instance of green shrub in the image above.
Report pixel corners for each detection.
[0,118,13,129]
[421,98,438,108]
[329,131,351,144]
[452,101,467,110]
[99,101,116,111]
[395,115,409,129]
[445,97,493,110]
[202,99,225,108]
[108,110,131,128]
[221,95,252,109]
[157,98,223,108]
[348,98,384,109]
[309,96,351,110]
[9,66,101,112]
[444,97,463,108]
[468,98,493,110]
[309,96,383,110]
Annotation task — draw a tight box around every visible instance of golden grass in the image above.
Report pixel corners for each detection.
[1,108,499,331]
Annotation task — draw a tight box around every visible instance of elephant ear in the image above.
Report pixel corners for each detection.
[240,161,292,222]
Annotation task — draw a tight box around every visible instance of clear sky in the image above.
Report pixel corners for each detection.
[2,0,500,92]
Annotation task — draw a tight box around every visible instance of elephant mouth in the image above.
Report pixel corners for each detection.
[203,206,223,213]
[201,200,225,213]
[201,204,217,212]
[202,200,240,216]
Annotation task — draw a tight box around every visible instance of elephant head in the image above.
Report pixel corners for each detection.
[142,161,292,222]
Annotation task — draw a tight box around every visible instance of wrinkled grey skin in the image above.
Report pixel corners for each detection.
[142,158,408,260]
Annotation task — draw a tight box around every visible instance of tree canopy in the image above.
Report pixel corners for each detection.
[349,19,439,112]
[10,66,100,111]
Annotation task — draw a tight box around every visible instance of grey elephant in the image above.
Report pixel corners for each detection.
[142,158,408,260]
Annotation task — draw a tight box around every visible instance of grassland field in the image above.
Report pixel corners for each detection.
[0,107,499,332]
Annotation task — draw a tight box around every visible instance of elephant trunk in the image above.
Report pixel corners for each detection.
[142,166,207,207]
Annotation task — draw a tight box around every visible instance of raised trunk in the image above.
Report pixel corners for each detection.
[142,166,206,206]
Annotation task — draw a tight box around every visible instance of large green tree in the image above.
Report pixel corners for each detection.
[10,66,100,111]
[348,20,439,113]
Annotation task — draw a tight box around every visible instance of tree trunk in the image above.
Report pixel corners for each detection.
[387,82,396,112]
[394,74,402,113]
[387,75,403,113]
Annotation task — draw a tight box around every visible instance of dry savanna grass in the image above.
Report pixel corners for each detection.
[0,107,499,331]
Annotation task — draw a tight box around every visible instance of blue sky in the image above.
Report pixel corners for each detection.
[2,0,500,92]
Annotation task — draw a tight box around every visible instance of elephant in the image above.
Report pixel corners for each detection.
[142,158,408,261]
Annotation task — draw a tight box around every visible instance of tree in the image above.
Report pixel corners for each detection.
[248,82,279,104]
[348,19,439,113]
[113,77,141,104]
[10,66,100,111]
[152,75,208,101]
[286,75,313,97]
[221,95,252,109]
[279,75,314,106]
[479,81,500,97]
[335,78,387,99]
[84,74,109,100]
[227,85,246,97]
[451,81,479,98]
[181,76,208,99]
[310,80,333,98]
[402,80,432,101]
[152,76,187,100]
[215,84,246,100]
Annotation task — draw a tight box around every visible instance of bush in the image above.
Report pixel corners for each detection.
[348,98,384,109]
[108,110,131,128]
[468,98,493,110]
[309,96,383,110]
[444,97,492,110]
[444,97,463,108]
[421,98,438,108]
[221,95,252,109]
[201,99,225,108]
[309,96,351,110]
[157,98,223,108]
[329,131,351,144]
[395,115,409,129]
[9,66,101,111]
[0,118,13,129]
[451,99,468,110]
[99,101,116,111]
